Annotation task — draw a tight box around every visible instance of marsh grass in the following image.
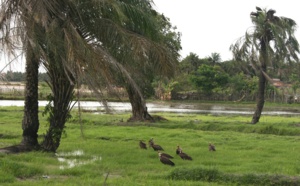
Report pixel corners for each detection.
[0,106,300,185]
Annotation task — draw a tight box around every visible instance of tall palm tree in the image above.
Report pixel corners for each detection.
[21,41,40,148]
[230,7,299,124]
[0,0,180,152]
[0,0,45,149]
[76,1,180,122]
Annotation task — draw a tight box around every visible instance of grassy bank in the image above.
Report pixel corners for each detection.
[0,106,300,185]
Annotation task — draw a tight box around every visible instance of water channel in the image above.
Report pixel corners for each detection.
[0,100,299,116]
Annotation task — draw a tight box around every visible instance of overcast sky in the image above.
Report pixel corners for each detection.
[153,0,300,61]
[1,1,300,72]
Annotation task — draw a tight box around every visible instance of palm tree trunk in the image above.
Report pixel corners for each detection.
[251,39,269,124]
[251,69,266,124]
[126,84,153,122]
[41,61,75,152]
[21,43,40,148]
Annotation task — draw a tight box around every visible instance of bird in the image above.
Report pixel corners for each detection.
[158,152,175,166]
[178,150,192,160]
[139,140,147,149]
[159,151,174,159]
[176,145,182,155]
[209,143,216,151]
[148,138,164,151]
[150,143,164,151]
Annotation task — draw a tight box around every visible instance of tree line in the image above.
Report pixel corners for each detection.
[3,51,300,104]
[2,71,49,82]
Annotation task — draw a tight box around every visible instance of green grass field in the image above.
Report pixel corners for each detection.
[0,106,300,185]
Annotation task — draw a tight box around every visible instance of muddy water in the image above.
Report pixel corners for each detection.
[0,100,299,115]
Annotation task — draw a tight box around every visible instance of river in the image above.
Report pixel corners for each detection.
[1,100,299,116]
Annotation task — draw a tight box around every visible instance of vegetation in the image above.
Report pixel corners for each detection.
[189,64,229,94]
[0,0,180,152]
[2,71,49,82]
[0,106,300,185]
[230,7,300,124]
[1,3,300,185]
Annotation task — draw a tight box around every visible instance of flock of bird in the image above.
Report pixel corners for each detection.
[139,138,216,166]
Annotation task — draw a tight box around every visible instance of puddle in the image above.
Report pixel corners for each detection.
[55,150,101,170]
[56,150,84,156]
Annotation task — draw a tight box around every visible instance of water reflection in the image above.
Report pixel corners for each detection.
[0,100,299,115]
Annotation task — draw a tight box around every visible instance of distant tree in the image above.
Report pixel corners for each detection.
[190,64,229,94]
[230,7,300,124]
[290,73,300,95]
[180,53,208,74]
[229,73,258,100]
[5,71,25,82]
[38,73,49,82]
[220,60,254,78]
[208,52,221,66]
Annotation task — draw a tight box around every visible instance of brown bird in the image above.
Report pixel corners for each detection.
[176,145,182,155]
[139,140,147,149]
[209,143,216,151]
[178,150,192,160]
[149,138,164,151]
[158,152,175,166]
[150,143,164,151]
[159,151,174,159]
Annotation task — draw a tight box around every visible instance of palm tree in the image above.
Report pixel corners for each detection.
[21,41,40,149]
[0,0,180,152]
[40,56,75,152]
[230,7,299,124]
[77,2,180,122]
[208,52,221,66]
[0,0,45,150]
